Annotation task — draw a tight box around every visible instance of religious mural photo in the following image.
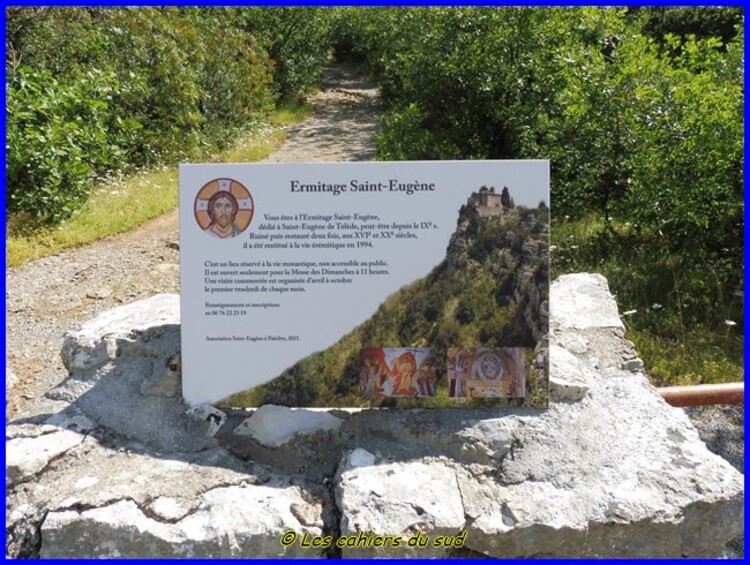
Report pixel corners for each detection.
[447,348,526,400]
[359,348,439,398]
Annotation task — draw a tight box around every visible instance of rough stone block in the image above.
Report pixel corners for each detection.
[60,294,179,372]
[336,459,465,557]
[140,354,181,397]
[551,273,624,331]
[234,404,343,447]
[5,275,744,559]
[6,430,85,487]
[41,483,325,558]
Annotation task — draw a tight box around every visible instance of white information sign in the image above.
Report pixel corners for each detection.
[180,161,549,407]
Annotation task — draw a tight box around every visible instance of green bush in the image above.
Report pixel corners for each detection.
[239,7,333,103]
[624,32,743,257]
[6,7,276,222]
[377,103,463,160]
[334,6,743,336]
[633,6,743,47]
[6,67,121,221]
[184,8,274,150]
[101,9,203,166]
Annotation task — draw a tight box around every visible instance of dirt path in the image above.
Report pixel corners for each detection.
[5,63,381,420]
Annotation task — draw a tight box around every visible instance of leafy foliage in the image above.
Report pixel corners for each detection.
[6,66,121,221]
[632,6,742,47]
[5,7,312,222]
[239,8,334,103]
[331,7,743,362]
[6,7,339,222]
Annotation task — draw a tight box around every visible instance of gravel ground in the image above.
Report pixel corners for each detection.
[5,216,182,419]
[684,404,744,558]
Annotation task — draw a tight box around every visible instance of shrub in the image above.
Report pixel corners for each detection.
[6,67,121,221]
[6,7,277,222]
[239,7,333,103]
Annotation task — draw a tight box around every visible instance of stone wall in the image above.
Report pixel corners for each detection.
[5,274,744,558]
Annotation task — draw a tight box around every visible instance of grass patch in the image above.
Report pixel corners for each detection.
[6,102,312,267]
[270,101,313,126]
[627,326,743,387]
[6,166,179,266]
[551,213,744,387]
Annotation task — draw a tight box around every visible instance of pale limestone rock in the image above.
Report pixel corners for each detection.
[61,294,179,372]
[149,497,189,522]
[454,418,514,462]
[234,405,342,447]
[9,504,35,523]
[41,484,325,558]
[6,275,744,559]
[73,476,99,490]
[141,354,181,398]
[551,273,624,331]
[340,448,376,474]
[48,298,211,453]
[6,430,84,487]
[45,412,97,433]
[548,344,593,401]
[185,404,226,438]
[336,459,465,557]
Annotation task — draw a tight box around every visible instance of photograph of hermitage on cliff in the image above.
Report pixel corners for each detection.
[223,185,549,409]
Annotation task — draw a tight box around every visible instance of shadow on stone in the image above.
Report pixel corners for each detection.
[5,277,745,558]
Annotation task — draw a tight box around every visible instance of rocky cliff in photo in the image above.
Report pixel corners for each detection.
[224,187,549,408]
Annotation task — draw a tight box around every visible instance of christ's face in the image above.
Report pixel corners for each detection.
[213,196,235,228]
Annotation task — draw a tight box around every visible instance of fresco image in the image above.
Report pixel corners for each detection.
[360,348,438,398]
[448,348,525,399]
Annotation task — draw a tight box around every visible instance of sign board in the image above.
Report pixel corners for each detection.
[180,161,549,408]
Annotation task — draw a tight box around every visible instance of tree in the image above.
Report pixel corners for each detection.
[501,186,514,208]
[239,7,333,102]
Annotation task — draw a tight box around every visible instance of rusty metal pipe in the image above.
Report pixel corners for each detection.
[658,382,744,407]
